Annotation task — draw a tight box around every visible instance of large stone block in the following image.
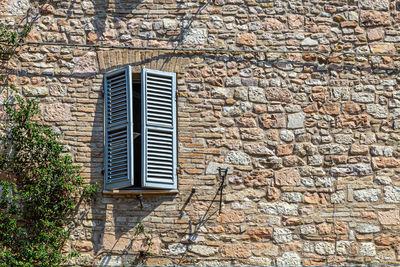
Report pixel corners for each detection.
[236,33,256,46]
[359,0,389,11]
[360,11,391,26]
[258,202,298,215]
[274,168,301,186]
[43,103,71,122]
[72,52,98,77]
[225,151,250,165]
[276,252,301,266]
[377,210,400,225]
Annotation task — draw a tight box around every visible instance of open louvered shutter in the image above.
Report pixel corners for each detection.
[104,66,134,190]
[142,68,177,189]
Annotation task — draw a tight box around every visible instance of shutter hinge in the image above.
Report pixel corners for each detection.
[177,167,181,175]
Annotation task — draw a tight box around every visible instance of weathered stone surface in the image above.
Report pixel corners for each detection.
[72,52,98,77]
[288,15,303,29]
[337,114,370,128]
[350,144,369,155]
[287,113,305,129]
[220,210,244,223]
[189,245,218,256]
[236,33,256,46]
[273,228,292,243]
[384,186,400,203]
[259,114,286,128]
[377,210,400,225]
[370,146,393,157]
[0,0,29,16]
[352,92,374,103]
[235,117,257,127]
[163,19,178,30]
[266,88,292,103]
[281,192,302,203]
[205,162,233,175]
[304,193,327,204]
[264,18,285,31]
[279,130,294,142]
[360,243,376,256]
[354,189,380,202]
[336,241,352,256]
[356,223,380,233]
[245,227,273,240]
[23,86,48,96]
[375,234,400,245]
[248,87,266,103]
[301,38,318,46]
[274,168,301,186]
[49,84,67,96]
[251,243,279,257]
[360,11,391,26]
[169,243,187,255]
[373,157,400,169]
[220,244,251,258]
[183,29,207,45]
[244,170,273,188]
[276,252,301,266]
[335,134,353,145]
[371,43,395,54]
[359,0,389,10]
[243,143,274,156]
[367,28,384,41]
[258,202,298,215]
[74,241,93,252]
[225,151,250,165]
[240,128,265,140]
[300,224,316,235]
[43,103,71,122]
[315,242,335,255]
[247,257,272,266]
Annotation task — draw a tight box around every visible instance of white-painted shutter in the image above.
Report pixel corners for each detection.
[104,66,134,189]
[141,68,177,189]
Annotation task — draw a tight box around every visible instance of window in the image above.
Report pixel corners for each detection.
[104,66,177,190]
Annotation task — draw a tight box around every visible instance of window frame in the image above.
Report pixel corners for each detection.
[103,66,178,193]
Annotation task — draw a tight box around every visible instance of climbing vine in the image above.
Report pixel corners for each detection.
[0,92,98,266]
[0,3,98,266]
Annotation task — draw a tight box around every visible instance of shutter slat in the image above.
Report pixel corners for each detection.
[147,96,172,104]
[107,102,127,111]
[147,75,173,83]
[104,66,134,190]
[147,100,172,107]
[109,93,127,103]
[142,68,177,189]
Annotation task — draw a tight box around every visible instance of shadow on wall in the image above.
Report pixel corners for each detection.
[87,51,181,266]
[92,0,143,38]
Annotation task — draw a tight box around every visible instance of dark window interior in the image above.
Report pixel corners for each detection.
[132,80,142,187]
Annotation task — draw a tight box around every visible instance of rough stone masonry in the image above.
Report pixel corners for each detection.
[2,0,400,265]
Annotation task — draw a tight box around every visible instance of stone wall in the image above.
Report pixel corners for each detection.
[2,0,400,265]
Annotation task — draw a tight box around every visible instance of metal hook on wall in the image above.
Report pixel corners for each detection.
[217,167,229,214]
[136,194,144,209]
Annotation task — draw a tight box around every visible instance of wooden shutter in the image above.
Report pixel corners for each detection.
[104,66,134,190]
[141,68,177,189]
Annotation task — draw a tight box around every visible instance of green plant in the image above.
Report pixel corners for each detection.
[0,3,45,59]
[0,94,98,266]
[131,222,154,265]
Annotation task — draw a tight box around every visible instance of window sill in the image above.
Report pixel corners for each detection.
[103,189,179,196]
